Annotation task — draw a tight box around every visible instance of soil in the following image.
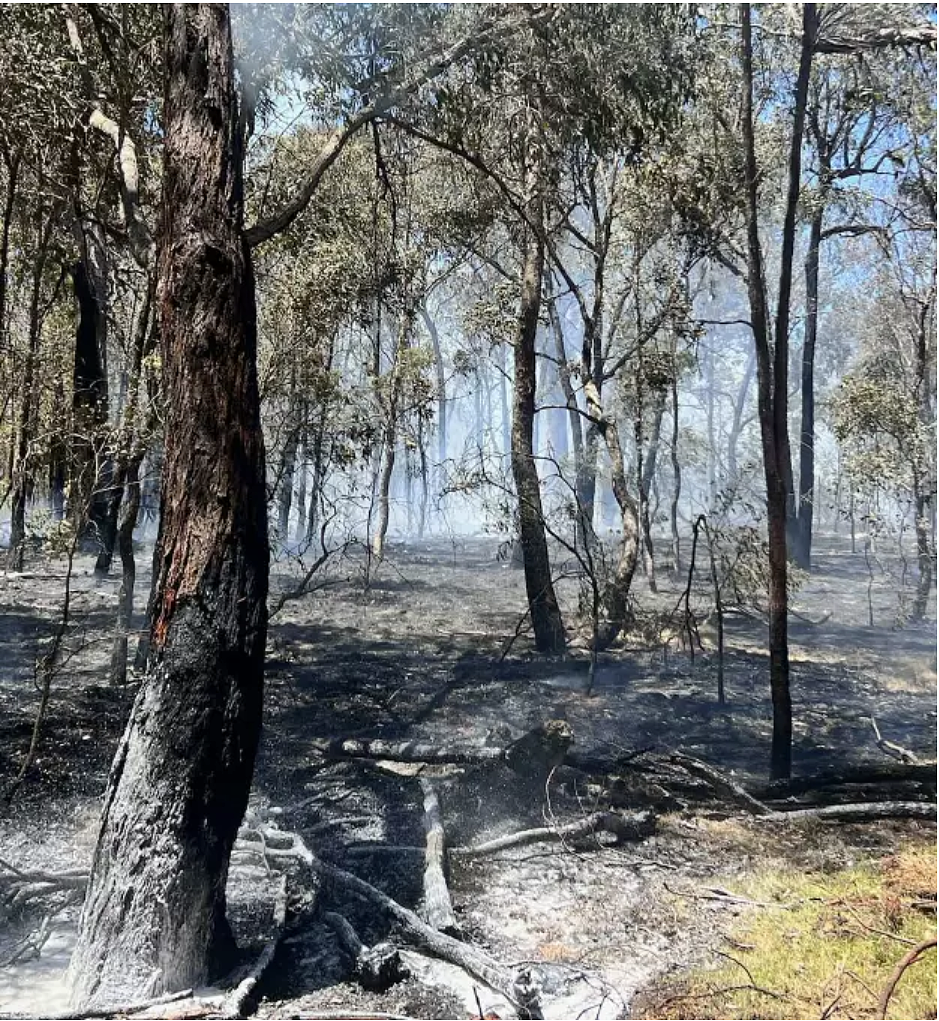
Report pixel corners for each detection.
[0,533,935,1019]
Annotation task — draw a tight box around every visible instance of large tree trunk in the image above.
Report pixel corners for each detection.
[792,203,824,570]
[511,191,565,654]
[68,6,269,1007]
[740,3,816,780]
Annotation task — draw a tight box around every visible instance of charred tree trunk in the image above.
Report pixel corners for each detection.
[740,3,816,780]
[69,6,269,1007]
[793,203,824,570]
[511,187,565,654]
[912,293,936,619]
[69,257,111,568]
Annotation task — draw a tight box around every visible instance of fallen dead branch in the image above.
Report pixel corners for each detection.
[251,826,543,1019]
[455,810,654,857]
[219,872,288,1019]
[310,736,505,766]
[868,716,922,765]
[662,752,772,816]
[760,801,937,824]
[419,778,459,934]
[875,937,937,1020]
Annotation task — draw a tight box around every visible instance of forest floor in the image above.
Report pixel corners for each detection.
[0,533,935,1019]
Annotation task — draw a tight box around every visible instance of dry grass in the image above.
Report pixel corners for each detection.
[634,841,938,1021]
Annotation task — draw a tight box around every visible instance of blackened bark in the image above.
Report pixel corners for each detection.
[512,196,565,654]
[70,260,111,565]
[793,204,824,570]
[741,3,816,780]
[69,5,269,1007]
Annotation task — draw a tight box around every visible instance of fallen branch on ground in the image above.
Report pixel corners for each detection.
[875,937,937,1020]
[455,810,654,857]
[663,752,773,816]
[759,801,937,824]
[868,717,922,765]
[419,778,459,934]
[219,872,288,1019]
[251,826,543,1019]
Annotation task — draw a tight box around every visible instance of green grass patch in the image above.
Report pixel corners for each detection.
[635,843,937,1020]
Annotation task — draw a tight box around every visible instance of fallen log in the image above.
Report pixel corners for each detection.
[760,801,937,824]
[255,827,543,1019]
[419,779,459,934]
[749,762,937,800]
[323,911,409,992]
[310,737,504,766]
[310,721,573,781]
[219,873,288,1019]
[455,810,655,858]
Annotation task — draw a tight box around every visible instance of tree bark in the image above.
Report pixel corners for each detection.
[511,186,565,654]
[740,3,816,779]
[793,203,824,570]
[69,6,269,1007]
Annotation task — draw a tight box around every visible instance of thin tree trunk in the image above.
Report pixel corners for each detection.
[69,7,269,1006]
[511,184,565,654]
[727,348,756,483]
[793,203,824,570]
[109,453,143,687]
[639,390,666,592]
[669,374,682,573]
[108,282,154,686]
[740,3,816,780]
[0,147,20,478]
[8,210,52,571]
[294,431,307,544]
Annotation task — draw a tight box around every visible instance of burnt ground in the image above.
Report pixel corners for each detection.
[0,533,935,1018]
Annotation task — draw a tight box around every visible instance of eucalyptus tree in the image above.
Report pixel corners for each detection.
[392,4,696,651]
